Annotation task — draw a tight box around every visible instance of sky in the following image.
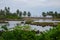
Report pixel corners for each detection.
[0,0,60,17]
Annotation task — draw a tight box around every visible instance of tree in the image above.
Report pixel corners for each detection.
[42,12,46,17]
[19,11,22,17]
[23,11,26,17]
[48,11,53,16]
[8,7,10,11]
[4,7,10,15]
[4,7,7,15]
[16,9,20,17]
[47,11,54,18]
[5,7,7,12]
[0,9,5,19]
[27,11,31,17]
[0,9,5,15]
[47,12,49,15]
[55,11,57,18]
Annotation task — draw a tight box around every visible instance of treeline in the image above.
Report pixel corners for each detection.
[0,7,31,19]
[42,11,60,18]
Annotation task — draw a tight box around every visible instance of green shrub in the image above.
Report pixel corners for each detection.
[0,30,36,40]
[38,23,60,40]
[0,24,60,40]
[25,20,33,24]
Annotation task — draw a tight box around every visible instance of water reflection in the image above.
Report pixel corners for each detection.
[0,21,53,31]
[34,19,60,22]
[30,25,52,31]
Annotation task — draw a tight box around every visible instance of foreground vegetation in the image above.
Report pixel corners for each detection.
[0,24,60,40]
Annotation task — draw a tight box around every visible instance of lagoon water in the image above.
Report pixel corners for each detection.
[34,19,60,22]
[0,19,60,31]
[0,20,53,31]
[30,25,52,31]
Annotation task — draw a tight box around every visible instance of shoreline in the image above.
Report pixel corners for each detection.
[0,17,60,21]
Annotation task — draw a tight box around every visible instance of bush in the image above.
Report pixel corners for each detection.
[0,24,60,40]
[37,23,60,40]
[25,20,33,24]
[0,30,36,40]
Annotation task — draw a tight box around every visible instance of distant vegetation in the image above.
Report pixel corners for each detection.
[0,7,60,21]
[0,7,31,20]
[42,11,60,18]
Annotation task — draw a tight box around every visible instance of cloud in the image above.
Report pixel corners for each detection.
[0,0,60,8]
[11,0,60,7]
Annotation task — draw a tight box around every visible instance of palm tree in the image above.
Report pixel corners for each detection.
[23,11,26,17]
[5,7,8,15]
[4,7,10,15]
[55,11,57,18]
[0,9,5,15]
[19,11,22,17]
[16,9,20,17]
[42,12,46,17]
[47,12,49,15]
[4,7,7,16]
[0,9,5,19]
[8,7,10,11]
[48,11,53,16]
[5,7,7,11]
[27,11,31,17]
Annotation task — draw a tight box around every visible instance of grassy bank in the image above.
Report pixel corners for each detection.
[0,21,8,23]
[25,20,58,27]
[31,22,57,27]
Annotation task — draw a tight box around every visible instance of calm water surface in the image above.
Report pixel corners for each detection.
[0,20,53,31]
[1,19,60,31]
[34,19,60,22]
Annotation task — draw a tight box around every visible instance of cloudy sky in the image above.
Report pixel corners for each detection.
[0,0,60,17]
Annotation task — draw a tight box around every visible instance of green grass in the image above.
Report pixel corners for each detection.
[31,22,55,26]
